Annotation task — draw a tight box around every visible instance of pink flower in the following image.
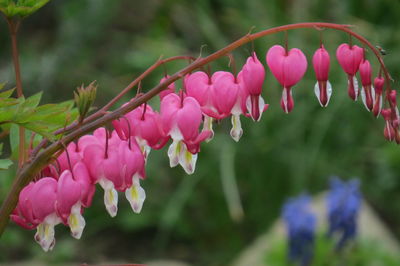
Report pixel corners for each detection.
[57,142,82,172]
[312,45,332,107]
[12,178,60,252]
[56,169,86,239]
[185,71,216,141]
[372,77,384,117]
[11,182,36,230]
[241,52,267,121]
[359,59,374,111]
[382,109,395,142]
[389,90,400,126]
[83,134,146,216]
[159,75,176,100]
[336,43,364,101]
[212,71,253,141]
[113,104,169,158]
[160,93,211,174]
[266,45,308,113]
[211,71,240,119]
[185,71,213,107]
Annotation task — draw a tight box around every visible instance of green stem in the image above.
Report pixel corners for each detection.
[0,22,394,237]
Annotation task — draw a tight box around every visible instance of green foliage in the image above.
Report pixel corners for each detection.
[265,234,400,266]
[0,87,78,140]
[74,81,97,123]
[0,144,12,170]
[0,0,50,18]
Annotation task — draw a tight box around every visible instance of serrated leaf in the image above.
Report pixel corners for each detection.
[22,91,42,109]
[0,87,14,98]
[0,0,51,18]
[0,97,20,108]
[23,122,55,140]
[0,159,13,170]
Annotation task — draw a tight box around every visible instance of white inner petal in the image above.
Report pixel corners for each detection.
[99,178,118,217]
[202,115,214,143]
[125,174,146,214]
[68,201,86,239]
[179,144,198,175]
[167,139,182,168]
[230,114,243,142]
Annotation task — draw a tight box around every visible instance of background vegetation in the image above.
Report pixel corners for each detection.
[1,0,400,265]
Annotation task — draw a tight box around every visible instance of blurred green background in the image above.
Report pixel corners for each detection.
[1,0,400,265]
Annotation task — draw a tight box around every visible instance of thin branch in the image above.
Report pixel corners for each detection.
[0,22,394,237]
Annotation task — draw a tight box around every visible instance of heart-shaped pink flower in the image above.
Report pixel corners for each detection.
[312,45,332,107]
[336,43,364,101]
[266,45,307,113]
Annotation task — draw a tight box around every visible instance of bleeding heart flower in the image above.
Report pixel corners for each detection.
[56,169,86,239]
[113,104,169,159]
[372,77,384,117]
[336,43,364,101]
[382,109,395,142]
[160,94,211,174]
[241,52,267,121]
[266,45,308,113]
[11,182,37,230]
[312,45,332,107]
[359,59,375,111]
[185,71,216,142]
[159,75,176,100]
[83,134,146,217]
[11,178,60,252]
[57,142,82,172]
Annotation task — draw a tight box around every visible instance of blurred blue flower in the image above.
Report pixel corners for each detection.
[326,176,362,250]
[282,195,316,266]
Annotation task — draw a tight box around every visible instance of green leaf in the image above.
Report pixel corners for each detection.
[22,122,54,140]
[0,0,51,18]
[21,91,42,109]
[0,87,14,98]
[0,159,13,170]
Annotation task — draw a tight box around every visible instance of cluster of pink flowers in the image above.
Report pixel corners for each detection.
[11,42,399,251]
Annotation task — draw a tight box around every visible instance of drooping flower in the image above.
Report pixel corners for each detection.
[56,169,85,239]
[55,162,95,239]
[372,77,384,117]
[382,109,395,142]
[11,178,60,252]
[312,45,332,107]
[359,58,375,111]
[83,132,146,216]
[241,52,267,121]
[336,43,364,101]
[160,93,211,174]
[282,195,316,265]
[113,103,169,159]
[266,45,308,113]
[57,142,82,172]
[211,71,248,141]
[185,71,216,142]
[326,177,361,250]
[159,75,176,100]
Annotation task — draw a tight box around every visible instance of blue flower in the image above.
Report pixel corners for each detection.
[282,195,316,266]
[326,177,362,250]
